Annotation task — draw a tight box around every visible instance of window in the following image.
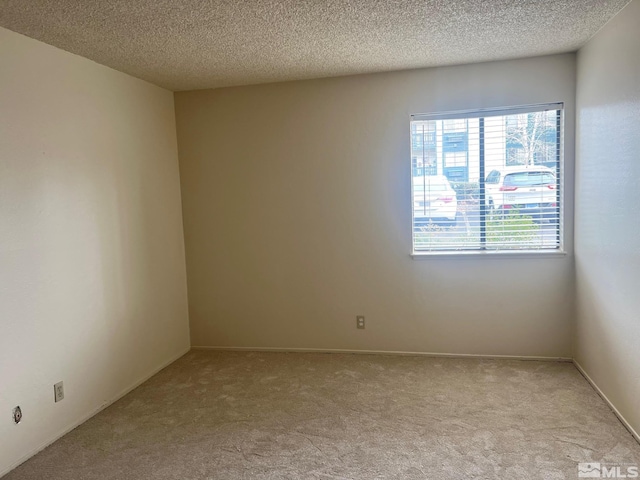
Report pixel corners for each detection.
[485,170,500,184]
[410,103,563,255]
[411,122,437,176]
[444,151,468,167]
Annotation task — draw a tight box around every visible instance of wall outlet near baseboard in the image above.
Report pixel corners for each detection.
[356,315,365,329]
[54,382,64,403]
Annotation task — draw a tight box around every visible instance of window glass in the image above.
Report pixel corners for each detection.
[410,104,563,254]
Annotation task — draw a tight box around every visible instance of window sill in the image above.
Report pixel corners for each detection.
[411,250,567,259]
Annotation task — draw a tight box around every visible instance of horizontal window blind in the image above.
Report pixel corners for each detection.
[411,104,563,254]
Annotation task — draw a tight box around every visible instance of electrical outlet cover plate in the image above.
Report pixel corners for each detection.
[357,315,365,329]
[12,406,22,424]
[54,381,64,403]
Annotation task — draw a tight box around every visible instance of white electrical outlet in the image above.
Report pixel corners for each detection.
[54,381,64,403]
[357,315,365,329]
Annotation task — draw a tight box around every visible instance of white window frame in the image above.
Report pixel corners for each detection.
[410,103,565,258]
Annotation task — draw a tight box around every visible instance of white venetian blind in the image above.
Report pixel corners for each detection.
[410,104,563,254]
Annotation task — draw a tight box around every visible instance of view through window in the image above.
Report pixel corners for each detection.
[411,104,563,254]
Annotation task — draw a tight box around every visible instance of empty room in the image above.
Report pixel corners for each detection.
[1,0,639,478]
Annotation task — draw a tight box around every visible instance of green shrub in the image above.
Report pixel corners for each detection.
[487,210,537,244]
[414,210,538,250]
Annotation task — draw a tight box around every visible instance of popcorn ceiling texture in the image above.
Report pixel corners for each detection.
[0,0,630,91]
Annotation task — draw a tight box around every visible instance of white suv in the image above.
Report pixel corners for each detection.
[485,166,558,221]
[412,174,458,225]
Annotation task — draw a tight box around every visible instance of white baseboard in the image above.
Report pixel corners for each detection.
[573,360,640,445]
[0,347,190,478]
[191,345,573,362]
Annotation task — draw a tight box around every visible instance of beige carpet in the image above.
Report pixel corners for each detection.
[5,351,640,479]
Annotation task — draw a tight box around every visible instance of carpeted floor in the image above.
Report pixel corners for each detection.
[4,351,640,479]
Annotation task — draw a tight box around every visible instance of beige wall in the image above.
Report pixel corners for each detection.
[176,54,576,357]
[0,28,190,475]
[575,0,640,438]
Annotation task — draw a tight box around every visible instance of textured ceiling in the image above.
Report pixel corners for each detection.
[0,0,630,91]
